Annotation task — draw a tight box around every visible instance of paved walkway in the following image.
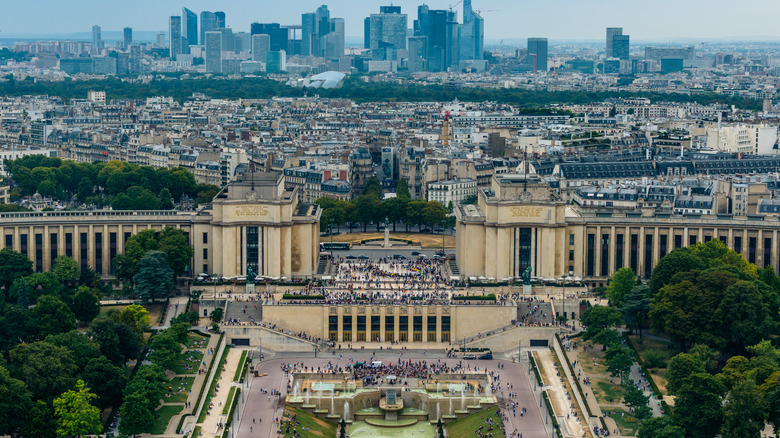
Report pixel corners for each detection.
[157,296,191,329]
[536,349,588,438]
[198,347,243,437]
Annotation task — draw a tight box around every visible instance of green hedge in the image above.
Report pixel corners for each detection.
[233,351,248,382]
[282,294,324,300]
[555,334,594,417]
[452,294,496,301]
[529,352,544,386]
[542,391,564,438]
[198,344,231,422]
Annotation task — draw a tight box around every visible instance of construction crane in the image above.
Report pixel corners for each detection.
[442,111,451,149]
[449,0,462,12]
[474,9,501,15]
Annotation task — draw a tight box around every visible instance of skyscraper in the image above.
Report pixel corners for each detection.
[606,27,622,58]
[408,36,427,73]
[182,8,198,51]
[368,5,408,59]
[302,13,317,56]
[250,23,288,52]
[417,8,456,72]
[266,51,286,73]
[123,27,132,48]
[205,31,222,73]
[527,38,548,71]
[458,0,484,62]
[612,34,630,60]
[92,25,102,51]
[169,16,182,59]
[325,18,345,58]
[252,34,270,62]
[200,11,218,44]
[215,12,226,29]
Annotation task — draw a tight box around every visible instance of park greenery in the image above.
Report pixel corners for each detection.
[5,155,220,208]
[0,74,763,111]
[591,239,780,438]
[316,177,453,233]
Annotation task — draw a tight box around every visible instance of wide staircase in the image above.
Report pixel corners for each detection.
[448,258,460,276]
[224,301,262,324]
[316,254,329,275]
[516,301,555,325]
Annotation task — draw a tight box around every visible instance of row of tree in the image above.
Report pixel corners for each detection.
[6,156,220,208]
[317,178,452,233]
[0,74,763,111]
[593,239,780,437]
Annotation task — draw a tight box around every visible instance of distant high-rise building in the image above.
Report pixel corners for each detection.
[302,13,317,56]
[169,16,183,59]
[92,25,102,52]
[416,8,456,72]
[325,18,345,58]
[220,28,236,53]
[266,50,286,73]
[368,5,408,58]
[252,34,270,62]
[408,36,427,73]
[458,0,484,62]
[250,23,288,52]
[215,11,226,29]
[123,27,132,48]
[527,37,548,71]
[222,58,241,74]
[606,27,622,58]
[157,32,166,48]
[200,11,218,44]
[235,32,251,53]
[612,34,630,60]
[182,8,198,50]
[205,31,222,73]
[130,45,141,73]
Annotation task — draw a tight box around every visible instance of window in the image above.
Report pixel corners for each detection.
[4,234,11,249]
[586,234,595,276]
[95,232,103,275]
[203,248,208,259]
[569,234,575,246]
[35,234,43,273]
[569,250,574,261]
[202,232,208,244]
[49,233,58,271]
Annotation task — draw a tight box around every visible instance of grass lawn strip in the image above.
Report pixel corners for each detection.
[184,332,210,349]
[605,407,641,436]
[446,406,505,438]
[174,349,205,375]
[165,376,196,404]
[279,406,337,438]
[151,405,184,435]
[233,350,247,382]
[222,387,236,415]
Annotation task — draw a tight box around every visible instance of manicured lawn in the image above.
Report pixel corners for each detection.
[222,387,236,415]
[151,405,183,435]
[605,407,642,436]
[173,349,205,375]
[594,380,626,405]
[279,406,337,438]
[233,350,248,381]
[446,407,505,438]
[165,376,195,403]
[184,333,210,349]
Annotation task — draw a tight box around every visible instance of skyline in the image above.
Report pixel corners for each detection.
[2,0,780,42]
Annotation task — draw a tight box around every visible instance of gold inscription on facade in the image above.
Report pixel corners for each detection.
[510,206,545,218]
[235,205,269,217]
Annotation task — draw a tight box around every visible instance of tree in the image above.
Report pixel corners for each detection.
[666,353,705,395]
[53,380,102,438]
[33,295,77,338]
[364,176,381,199]
[354,195,379,232]
[637,417,685,438]
[53,255,80,284]
[112,304,151,337]
[119,390,155,436]
[115,229,159,283]
[24,400,57,438]
[607,267,635,307]
[157,227,194,279]
[380,196,408,232]
[88,318,123,365]
[148,330,183,371]
[767,383,780,435]
[159,188,174,210]
[581,305,623,341]
[719,280,777,348]
[672,373,725,438]
[605,348,634,383]
[405,199,427,230]
[133,251,174,301]
[0,365,32,435]
[111,193,134,210]
[45,330,101,371]
[23,271,60,302]
[462,194,478,205]
[14,277,30,308]
[622,380,652,420]
[422,201,447,229]
[0,248,33,293]
[720,378,765,438]
[649,248,705,295]
[71,287,100,326]
[396,179,410,199]
[211,307,224,324]
[9,341,77,401]
[621,285,652,337]
[81,356,128,409]
[592,329,622,351]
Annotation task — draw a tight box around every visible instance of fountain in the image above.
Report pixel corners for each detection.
[473,387,480,407]
[449,398,453,416]
[344,401,350,422]
[436,383,442,394]
[305,390,310,405]
[331,397,335,416]
[461,389,466,410]
[293,382,300,398]
[486,384,492,398]
[437,404,441,421]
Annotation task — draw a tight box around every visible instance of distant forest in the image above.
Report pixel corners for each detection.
[0,75,763,111]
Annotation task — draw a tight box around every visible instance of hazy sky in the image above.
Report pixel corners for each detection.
[2,0,780,41]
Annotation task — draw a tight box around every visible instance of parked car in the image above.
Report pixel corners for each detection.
[478,352,493,360]
[435,250,446,256]
[358,254,370,259]
[345,255,357,260]
[411,251,421,256]
[463,354,477,360]
[434,227,444,232]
